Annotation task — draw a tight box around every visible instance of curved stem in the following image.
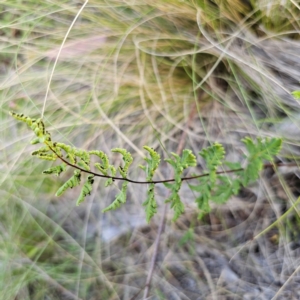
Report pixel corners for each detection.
[47,143,296,185]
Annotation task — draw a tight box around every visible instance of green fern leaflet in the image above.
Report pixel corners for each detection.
[10,111,283,222]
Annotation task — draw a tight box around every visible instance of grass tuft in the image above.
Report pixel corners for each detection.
[2,0,300,298]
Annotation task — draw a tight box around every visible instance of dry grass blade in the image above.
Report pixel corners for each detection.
[2,0,300,299]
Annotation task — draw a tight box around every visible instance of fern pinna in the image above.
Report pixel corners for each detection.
[10,111,282,222]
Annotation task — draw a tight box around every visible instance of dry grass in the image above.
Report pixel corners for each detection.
[1,0,300,299]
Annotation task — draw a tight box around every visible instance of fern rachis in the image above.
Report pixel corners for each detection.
[10,111,283,222]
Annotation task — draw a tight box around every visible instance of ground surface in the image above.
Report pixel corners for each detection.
[2,1,300,299]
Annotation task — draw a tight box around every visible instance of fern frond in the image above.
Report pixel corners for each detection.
[169,194,185,221]
[55,143,72,153]
[76,175,94,206]
[199,142,225,171]
[242,137,282,161]
[212,176,241,204]
[74,149,90,163]
[43,163,66,176]
[142,183,157,223]
[191,143,234,218]
[55,170,81,197]
[242,158,262,186]
[164,149,197,220]
[142,146,161,180]
[102,182,128,212]
[104,166,117,187]
[90,150,109,171]
[31,146,50,156]
[9,111,35,126]
[112,148,133,178]
[190,177,211,218]
[91,150,116,186]
[77,159,90,171]
[140,146,161,221]
[181,149,197,168]
[34,153,57,161]
[10,111,52,143]
[242,137,282,186]
[10,111,283,223]
[30,137,41,145]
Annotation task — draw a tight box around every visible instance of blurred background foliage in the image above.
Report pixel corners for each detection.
[1,0,300,299]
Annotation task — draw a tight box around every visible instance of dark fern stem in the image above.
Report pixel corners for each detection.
[10,111,285,222]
